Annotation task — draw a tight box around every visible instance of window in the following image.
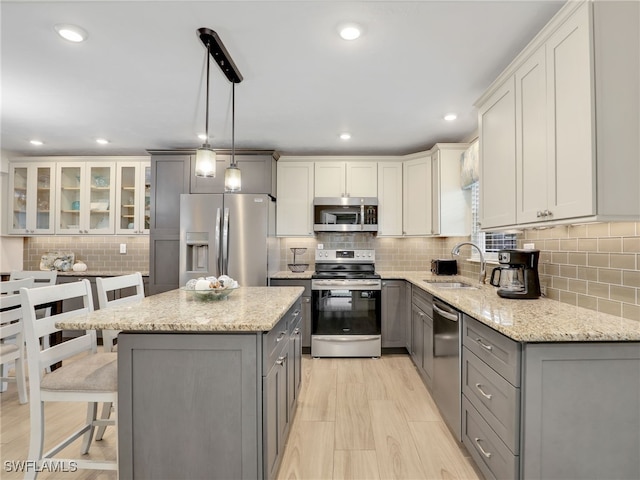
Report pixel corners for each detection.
[470,182,517,260]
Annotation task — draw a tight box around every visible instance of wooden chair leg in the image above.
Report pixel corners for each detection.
[95,402,112,441]
[80,402,98,454]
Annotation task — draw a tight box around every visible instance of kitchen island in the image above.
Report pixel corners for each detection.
[56,286,304,480]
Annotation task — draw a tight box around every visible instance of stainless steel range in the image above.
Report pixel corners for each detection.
[311,249,381,358]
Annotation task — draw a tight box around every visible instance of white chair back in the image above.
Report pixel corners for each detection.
[10,270,57,286]
[20,279,97,381]
[96,272,145,309]
[0,278,34,404]
[96,272,144,352]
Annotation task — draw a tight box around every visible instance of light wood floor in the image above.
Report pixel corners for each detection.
[277,354,480,480]
[1,354,480,480]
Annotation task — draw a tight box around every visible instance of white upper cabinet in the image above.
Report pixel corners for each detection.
[277,161,314,237]
[431,144,471,237]
[115,161,151,235]
[403,154,432,236]
[478,78,517,229]
[377,162,403,236]
[515,47,548,224]
[477,0,640,229]
[8,162,56,235]
[56,162,116,235]
[314,161,377,198]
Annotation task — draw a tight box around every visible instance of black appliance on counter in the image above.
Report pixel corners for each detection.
[311,249,381,358]
[431,259,458,275]
[491,249,541,299]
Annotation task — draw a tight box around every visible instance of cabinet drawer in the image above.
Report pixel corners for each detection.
[462,396,519,480]
[412,287,432,316]
[462,315,521,386]
[263,315,289,374]
[463,347,520,453]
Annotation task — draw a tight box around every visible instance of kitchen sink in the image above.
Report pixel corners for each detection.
[423,280,478,290]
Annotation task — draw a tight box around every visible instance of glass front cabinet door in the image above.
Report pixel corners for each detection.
[8,163,56,234]
[56,162,116,234]
[115,161,151,234]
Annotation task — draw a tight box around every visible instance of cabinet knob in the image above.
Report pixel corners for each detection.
[536,211,543,218]
[544,209,552,217]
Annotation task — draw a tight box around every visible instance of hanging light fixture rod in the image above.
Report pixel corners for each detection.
[197,27,243,84]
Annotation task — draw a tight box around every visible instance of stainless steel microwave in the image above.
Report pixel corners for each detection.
[313,197,378,232]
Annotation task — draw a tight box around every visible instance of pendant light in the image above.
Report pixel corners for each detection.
[194,39,216,177]
[194,28,243,179]
[224,82,241,192]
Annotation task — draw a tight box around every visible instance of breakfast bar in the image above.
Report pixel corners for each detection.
[56,286,304,480]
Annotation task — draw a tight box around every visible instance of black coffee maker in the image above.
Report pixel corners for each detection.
[490,249,541,299]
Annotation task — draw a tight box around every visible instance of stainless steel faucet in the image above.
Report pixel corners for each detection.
[451,242,486,284]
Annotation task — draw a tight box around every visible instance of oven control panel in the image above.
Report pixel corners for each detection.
[315,249,375,262]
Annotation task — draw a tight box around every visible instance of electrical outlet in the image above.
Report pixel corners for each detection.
[120,243,127,254]
[317,244,324,250]
[523,243,535,250]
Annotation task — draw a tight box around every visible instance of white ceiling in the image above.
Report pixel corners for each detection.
[1,0,565,157]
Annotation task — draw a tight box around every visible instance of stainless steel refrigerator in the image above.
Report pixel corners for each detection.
[179,193,279,287]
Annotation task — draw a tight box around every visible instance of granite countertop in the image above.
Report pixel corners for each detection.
[270,271,313,280]
[379,271,640,343]
[55,286,304,333]
[56,271,150,277]
[268,270,640,342]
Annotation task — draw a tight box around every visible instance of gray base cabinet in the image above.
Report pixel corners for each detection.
[462,315,640,480]
[409,286,433,387]
[381,280,409,348]
[118,300,302,480]
[270,279,311,348]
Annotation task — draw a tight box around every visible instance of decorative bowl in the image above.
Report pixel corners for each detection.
[288,263,309,273]
[181,286,238,301]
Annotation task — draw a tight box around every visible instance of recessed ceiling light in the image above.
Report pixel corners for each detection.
[29,139,44,146]
[96,138,110,145]
[340,133,352,140]
[444,113,457,121]
[339,24,361,41]
[54,24,88,43]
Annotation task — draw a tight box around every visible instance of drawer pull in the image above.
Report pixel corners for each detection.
[475,383,493,400]
[276,331,287,342]
[474,438,492,458]
[292,309,301,317]
[294,328,300,335]
[476,338,493,351]
[276,355,286,366]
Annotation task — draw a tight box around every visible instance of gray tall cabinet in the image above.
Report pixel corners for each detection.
[148,150,276,295]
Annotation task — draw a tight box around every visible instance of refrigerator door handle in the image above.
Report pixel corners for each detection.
[222,207,230,275]
[215,207,222,277]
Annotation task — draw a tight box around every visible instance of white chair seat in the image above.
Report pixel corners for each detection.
[41,352,117,393]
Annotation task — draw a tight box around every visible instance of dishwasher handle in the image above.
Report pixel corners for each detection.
[433,301,459,322]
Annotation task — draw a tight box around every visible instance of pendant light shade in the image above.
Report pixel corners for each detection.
[225,82,241,192]
[195,146,216,177]
[194,28,243,179]
[225,165,241,192]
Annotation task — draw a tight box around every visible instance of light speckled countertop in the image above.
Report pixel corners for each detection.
[270,271,313,280]
[55,286,304,332]
[267,270,640,342]
[379,271,640,342]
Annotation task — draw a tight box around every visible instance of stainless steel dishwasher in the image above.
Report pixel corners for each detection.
[432,298,462,440]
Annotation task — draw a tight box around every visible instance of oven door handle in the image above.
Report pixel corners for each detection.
[312,280,381,288]
[314,336,381,342]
